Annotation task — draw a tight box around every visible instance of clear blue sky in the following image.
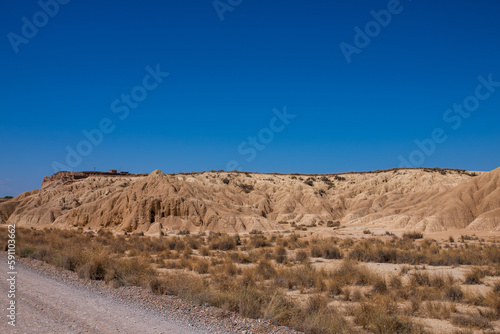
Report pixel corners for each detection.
[1,0,500,196]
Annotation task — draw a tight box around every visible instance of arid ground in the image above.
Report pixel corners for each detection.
[1,167,500,333]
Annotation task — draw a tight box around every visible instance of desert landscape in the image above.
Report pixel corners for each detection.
[1,167,499,333]
[4,1,500,332]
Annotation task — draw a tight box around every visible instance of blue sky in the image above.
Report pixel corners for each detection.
[1,0,500,196]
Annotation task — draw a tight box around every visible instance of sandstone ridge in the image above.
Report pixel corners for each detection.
[1,167,499,234]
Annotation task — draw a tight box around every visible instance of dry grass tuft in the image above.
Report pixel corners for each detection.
[295,249,309,263]
[352,295,426,334]
[464,267,486,285]
[422,301,456,319]
[451,313,492,330]
[443,285,464,302]
[310,241,343,259]
[208,233,239,251]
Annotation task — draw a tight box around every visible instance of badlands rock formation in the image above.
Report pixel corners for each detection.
[1,167,499,234]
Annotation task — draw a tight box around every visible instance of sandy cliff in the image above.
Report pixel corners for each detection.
[1,167,499,233]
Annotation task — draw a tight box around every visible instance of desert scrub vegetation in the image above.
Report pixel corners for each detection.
[310,239,343,259]
[347,237,500,266]
[403,231,424,240]
[3,227,500,333]
[327,220,341,228]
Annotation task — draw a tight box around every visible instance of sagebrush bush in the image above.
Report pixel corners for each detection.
[104,256,154,286]
[352,295,425,334]
[443,284,463,302]
[274,246,287,264]
[310,241,343,259]
[423,301,455,319]
[208,233,238,250]
[247,234,270,248]
[403,231,424,240]
[464,267,486,284]
[451,314,492,329]
[295,250,309,263]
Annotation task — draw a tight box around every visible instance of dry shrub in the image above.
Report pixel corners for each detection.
[261,291,294,324]
[77,252,109,281]
[274,235,289,248]
[199,246,210,257]
[104,256,154,287]
[19,245,37,258]
[352,295,425,334]
[33,247,52,262]
[403,232,423,240]
[240,267,258,287]
[347,236,500,266]
[179,257,194,270]
[349,288,364,302]
[236,286,266,318]
[325,278,343,296]
[389,275,402,289]
[148,276,167,295]
[226,251,251,264]
[327,221,341,228]
[443,285,464,302]
[178,229,190,235]
[422,301,455,319]
[182,247,193,259]
[331,260,376,286]
[451,314,492,330]
[276,264,317,291]
[342,287,351,302]
[213,284,352,334]
[137,237,169,253]
[164,260,179,269]
[164,237,187,251]
[295,249,309,263]
[208,233,238,250]
[310,242,343,259]
[247,248,271,263]
[185,235,203,249]
[52,248,82,271]
[207,284,289,324]
[402,294,422,315]
[371,277,388,294]
[256,260,276,280]
[400,265,411,275]
[211,272,236,294]
[158,271,207,301]
[410,271,431,287]
[193,259,210,274]
[429,272,453,288]
[464,267,486,285]
[295,295,353,334]
[248,234,270,248]
[484,291,500,314]
[274,246,288,264]
[286,233,305,250]
[220,261,240,277]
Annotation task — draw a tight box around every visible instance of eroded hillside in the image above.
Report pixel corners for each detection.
[1,167,499,233]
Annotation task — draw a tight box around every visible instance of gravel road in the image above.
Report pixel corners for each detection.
[0,253,299,334]
[0,259,203,333]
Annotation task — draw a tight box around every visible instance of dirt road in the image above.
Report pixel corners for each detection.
[0,260,203,334]
[0,253,298,334]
